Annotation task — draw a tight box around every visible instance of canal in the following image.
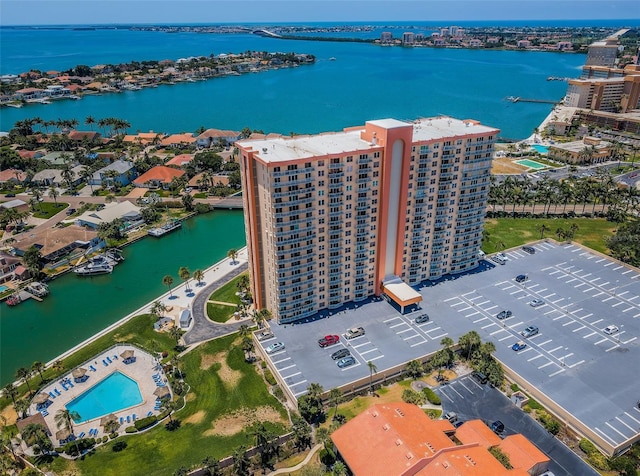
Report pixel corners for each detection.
[1,210,246,385]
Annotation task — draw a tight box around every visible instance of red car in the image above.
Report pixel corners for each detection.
[318,335,340,347]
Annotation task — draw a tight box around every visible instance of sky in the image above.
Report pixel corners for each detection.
[1,0,639,26]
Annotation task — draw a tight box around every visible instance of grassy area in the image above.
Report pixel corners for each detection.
[207,273,246,305]
[48,334,288,476]
[206,302,235,323]
[32,201,68,219]
[483,217,616,255]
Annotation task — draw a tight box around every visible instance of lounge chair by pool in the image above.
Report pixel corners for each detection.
[89,365,96,372]
[54,388,61,396]
[126,416,131,423]
[106,356,112,363]
[147,411,153,417]
[132,414,137,420]
[49,392,56,399]
[102,360,107,366]
[68,381,74,387]
[113,355,118,360]
[78,432,85,438]
[120,417,124,424]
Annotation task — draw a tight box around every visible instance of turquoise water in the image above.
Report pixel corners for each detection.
[531,144,549,154]
[516,159,547,169]
[67,371,142,423]
[0,285,8,292]
[0,27,586,139]
[1,210,246,385]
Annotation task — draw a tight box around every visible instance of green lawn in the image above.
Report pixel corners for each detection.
[206,302,235,323]
[32,201,68,219]
[49,334,288,476]
[207,273,246,305]
[483,217,616,255]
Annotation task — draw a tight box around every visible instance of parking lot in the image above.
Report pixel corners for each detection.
[436,374,599,476]
[260,241,640,454]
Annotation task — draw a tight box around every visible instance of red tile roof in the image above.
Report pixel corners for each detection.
[0,169,26,182]
[160,133,196,146]
[498,434,550,472]
[166,154,194,167]
[133,166,185,185]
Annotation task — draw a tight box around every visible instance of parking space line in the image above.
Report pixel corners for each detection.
[283,371,302,379]
[605,422,630,439]
[549,368,565,377]
[594,337,609,345]
[367,355,385,362]
[613,265,624,271]
[568,360,584,368]
[547,346,563,353]
[583,331,597,338]
[430,333,448,340]
[604,262,614,267]
[562,320,578,327]
[603,296,615,302]
[617,291,629,297]
[635,313,640,318]
[537,339,552,346]
[465,311,481,318]
[389,322,405,329]
[615,417,637,433]
[596,258,606,263]
[622,269,634,275]
[279,364,296,372]
[622,307,635,313]
[476,300,490,306]
[290,379,308,388]
[538,362,554,369]
[410,340,428,347]
[591,318,603,325]
[458,306,472,312]
[528,354,544,362]
[623,337,638,344]
[457,380,474,394]
[606,344,619,352]
[499,335,512,341]
[551,298,564,304]
[580,313,593,319]
[579,273,592,279]
[490,328,508,336]
[598,281,609,287]
[384,316,402,323]
[443,296,459,302]
[359,348,380,355]
[351,342,369,349]
[272,356,290,364]
[559,352,574,360]
[544,309,556,315]
[507,321,523,329]
[565,278,578,284]
[611,302,624,308]
[594,427,619,446]
[403,334,422,341]
[592,291,605,297]
[484,305,498,312]
[450,301,467,307]
[439,390,453,403]
[542,292,556,299]
[572,325,586,332]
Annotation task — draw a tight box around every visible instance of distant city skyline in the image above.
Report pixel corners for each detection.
[1,0,639,26]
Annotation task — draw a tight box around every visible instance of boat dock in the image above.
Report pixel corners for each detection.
[6,282,49,306]
[506,96,558,104]
[148,219,182,237]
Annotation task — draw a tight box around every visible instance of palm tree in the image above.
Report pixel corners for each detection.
[227,248,238,264]
[169,326,184,347]
[85,115,96,131]
[178,266,191,292]
[160,398,178,422]
[536,223,550,239]
[55,408,81,456]
[458,331,481,360]
[405,360,424,379]
[193,269,204,287]
[332,461,348,476]
[2,383,18,406]
[48,185,59,207]
[251,422,277,470]
[232,445,250,476]
[14,399,30,419]
[16,367,32,396]
[328,387,343,419]
[32,361,46,384]
[52,359,64,373]
[21,423,52,454]
[201,456,221,476]
[150,300,167,320]
[367,361,378,394]
[163,275,175,298]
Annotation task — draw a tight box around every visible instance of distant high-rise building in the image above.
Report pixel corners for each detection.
[380,31,393,44]
[585,39,619,68]
[402,32,415,46]
[238,117,499,324]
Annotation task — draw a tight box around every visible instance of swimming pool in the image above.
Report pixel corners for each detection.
[530,144,549,154]
[516,159,547,170]
[67,371,143,423]
[0,285,8,293]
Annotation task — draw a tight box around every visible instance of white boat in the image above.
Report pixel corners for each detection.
[25,282,49,298]
[73,255,113,276]
[148,219,182,237]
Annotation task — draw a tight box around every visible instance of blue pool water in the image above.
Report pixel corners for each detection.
[67,371,143,423]
[0,285,8,292]
[531,144,549,154]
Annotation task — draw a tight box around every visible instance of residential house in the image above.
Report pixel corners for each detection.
[0,253,22,284]
[76,201,143,230]
[68,130,101,142]
[32,166,84,187]
[160,133,197,148]
[123,131,165,146]
[166,154,195,168]
[133,165,185,189]
[17,149,46,160]
[0,168,26,185]
[89,159,137,187]
[196,128,240,148]
[331,402,549,476]
[14,88,45,100]
[39,152,74,166]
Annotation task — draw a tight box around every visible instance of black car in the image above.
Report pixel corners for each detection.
[490,420,505,434]
[496,310,512,320]
[515,274,528,283]
[331,348,351,360]
[522,246,536,254]
[5,193,16,198]
[471,371,488,384]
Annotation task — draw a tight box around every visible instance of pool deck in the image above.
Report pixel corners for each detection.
[31,344,169,442]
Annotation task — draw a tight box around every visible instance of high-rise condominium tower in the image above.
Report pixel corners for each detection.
[238,117,499,323]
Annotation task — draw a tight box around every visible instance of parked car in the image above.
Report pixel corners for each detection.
[336,356,356,368]
[5,193,15,198]
[443,411,458,422]
[522,246,536,254]
[318,335,340,347]
[512,341,528,352]
[256,330,274,341]
[603,325,619,335]
[515,274,528,283]
[496,310,512,320]
[520,326,539,338]
[491,255,506,265]
[471,371,488,384]
[490,420,505,434]
[529,298,545,307]
[265,342,285,354]
[453,420,464,428]
[66,208,76,216]
[345,327,365,339]
[415,313,430,324]
[331,348,351,360]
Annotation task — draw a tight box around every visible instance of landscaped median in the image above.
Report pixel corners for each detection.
[206,272,249,323]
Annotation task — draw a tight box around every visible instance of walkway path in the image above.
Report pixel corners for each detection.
[268,444,323,476]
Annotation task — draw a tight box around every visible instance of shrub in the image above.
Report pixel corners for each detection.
[319,447,336,466]
[112,441,127,452]
[537,411,560,435]
[273,385,286,402]
[260,360,267,369]
[422,388,441,405]
[525,398,543,411]
[510,383,519,391]
[402,389,425,406]
[488,446,513,469]
[62,437,96,456]
[425,409,442,419]
[263,369,277,386]
[579,438,598,455]
[125,426,138,434]
[109,432,118,440]
[134,415,158,431]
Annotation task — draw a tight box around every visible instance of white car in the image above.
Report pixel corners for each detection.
[603,325,619,335]
[265,342,285,354]
[529,298,545,307]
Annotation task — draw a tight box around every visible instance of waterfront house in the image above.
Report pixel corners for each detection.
[68,130,101,143]
[0,253,22,284]
[196,128,240,148]
[13,87,45,101]
[89,159,137,187]
[160,133,197,148]
[133,166,185,189]
[76,201,143,230]
[44,85,71,98]
[123,131,165,146]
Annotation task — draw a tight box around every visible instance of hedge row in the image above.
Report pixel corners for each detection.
[134,415,158,430]
[422,388,441,405]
